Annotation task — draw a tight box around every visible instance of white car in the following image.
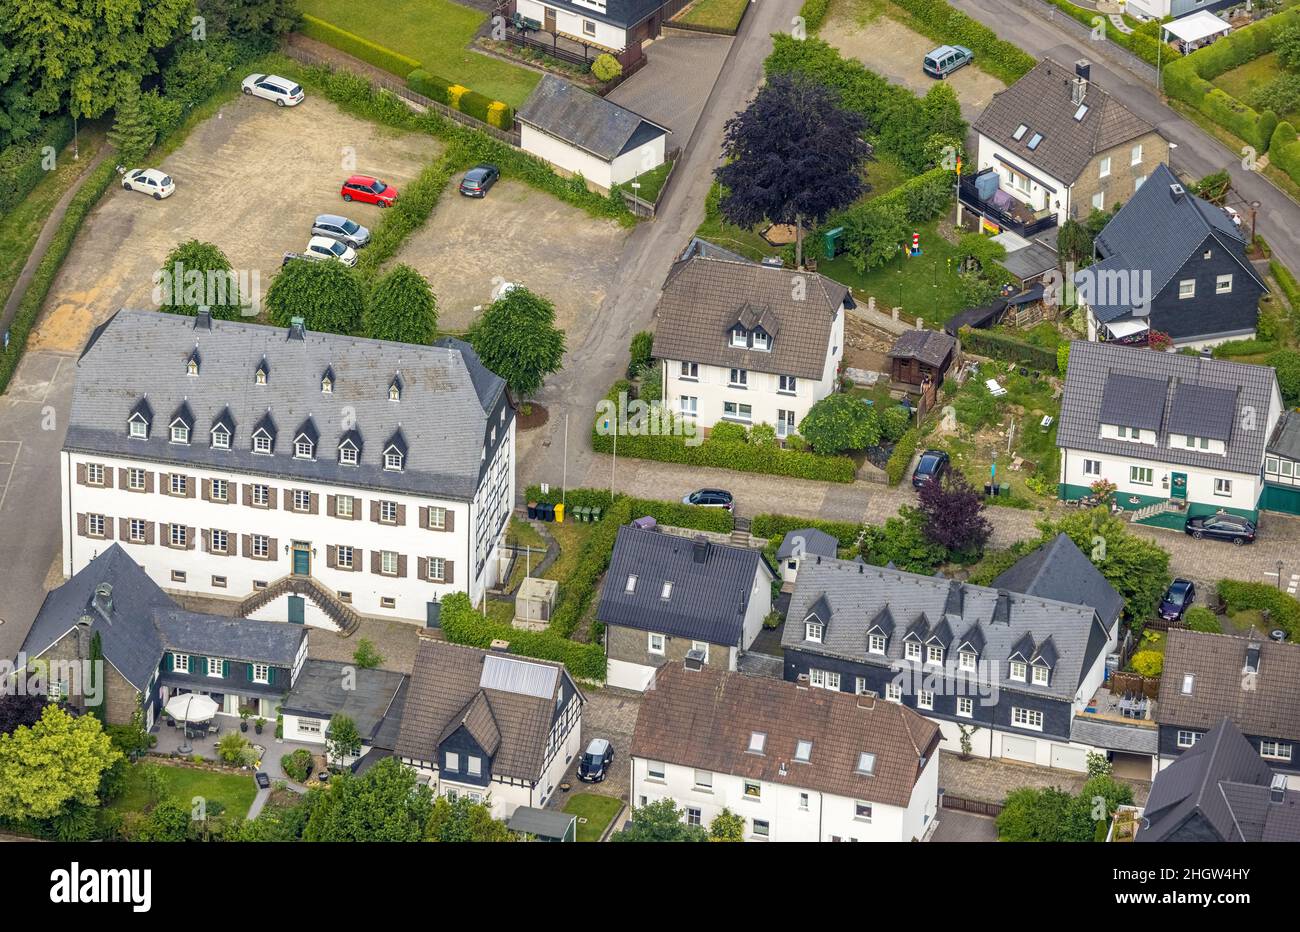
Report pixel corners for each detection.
[306,235,357,267]
[242,74,305,107]
[121,168,175,199]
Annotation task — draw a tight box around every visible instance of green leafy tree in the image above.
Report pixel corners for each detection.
[158,239,243,318]
[708,808,745,842]
[995,786,1076,841]
[860,507,949,574]
[326,714,362,766]
[1276,24,1300,72]
[196,0,301,41]
[266,258,365,334]
[798,393,880,455]
[363,264,438,345]
[217,731,249,764]
[87,631,106,726]
[1064,775,1134,841]
[106,75,155,163]
[425,794,515,842]
[352,638,383,669]
[627,330,654,377]
[302,756,433,841]
[0,704,121,821]
[842,198,910,274]
[467,287,566,399]
[1267,349,1300,407]
[613,798,707,842]
[137,794,191,841]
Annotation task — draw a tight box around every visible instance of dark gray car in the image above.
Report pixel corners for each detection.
[311,214,370,249]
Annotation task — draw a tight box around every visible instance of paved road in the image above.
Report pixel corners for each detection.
[952,0,1300,276]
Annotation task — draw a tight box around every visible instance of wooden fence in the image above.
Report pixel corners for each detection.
[281,44,522,147]
[1107,670,1161,700]
[940,793,1003,817]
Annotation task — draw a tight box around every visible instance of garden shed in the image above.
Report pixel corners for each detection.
[514,576,559,631]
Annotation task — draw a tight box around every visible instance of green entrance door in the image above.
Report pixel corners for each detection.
[288,595,305,625]
[1170,472,1187,499]
[292,543,310,576]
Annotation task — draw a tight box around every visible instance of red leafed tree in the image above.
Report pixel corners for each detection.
[916,470,992,557]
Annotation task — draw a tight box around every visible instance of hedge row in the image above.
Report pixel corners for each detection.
[1269,120,1300,188]
[439,592,607,680]
[800,0,831,31]
[407,69,514,129]
[1270,255,1300,310]
[355,149,459,280]
[523,485,734,533]
[548,497,633,640]
[889,0,1036,85]
[1163,7,1300,155]
[0,160,117,396]
[751,514,862,548]
[299,15,421,77]
[830,165,953,235]
[0,115,74,215]
[1217,580,1300,639]
[1037,0,1180,69]
[886,427,920,485]
[958,326,1059,371]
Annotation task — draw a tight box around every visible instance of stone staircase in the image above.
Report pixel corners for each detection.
[237,574,361,636]
[1129,499,1179,524]
[730,514,753,547]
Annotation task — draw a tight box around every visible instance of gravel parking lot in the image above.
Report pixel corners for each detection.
[391,178,630,346]
[29,93,442,354]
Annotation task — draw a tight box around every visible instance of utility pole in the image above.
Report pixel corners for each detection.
[561,412,569,506]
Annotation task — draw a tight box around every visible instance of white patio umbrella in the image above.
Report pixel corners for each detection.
[165,692,219,723]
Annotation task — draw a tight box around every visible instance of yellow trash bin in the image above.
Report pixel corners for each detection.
[555,502,565,523]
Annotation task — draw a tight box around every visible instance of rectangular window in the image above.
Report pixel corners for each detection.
[1179,279,1195,299]
[173,653,190,674]
[1177,730,1202,748]
[336,495,354,519]
[743,781,761,800]
[926,644,943,665]
[855,802,873,823]
[340,445,359,466]
[1214,478,1232,497]
[868,633,886,654]
[467,756,482,777]
[169,524,186,548]
[88,514,105,537]
[170,570,186,583]
[298,718,322,736]
[1216,274,1233,294]
[1131,143,1143,165]
[686,807,701,827]
[428,557,446,582]
[87,463,104,485]
[886,683,903,702]
[208,657,224,678]
[752,819,770,838]
[252,664,269,684]
[212,575,227,588]
[130,519,145,543]
[1083,459,1101,477]
[730,328,747,348]
[130,420,146,439]
[691,641,709,663]
[959,651,977,672]
[338,546,354,570]
[446,752,460,772]
[293,489,310,511]
[855,677,871,696]
[806,622,823,642]
[1091,191,1104,211]
[252,484,269,507]
[722,401,752,421]
[380,597,396,610]
[171,424,188,444]
[752,331,770,351]
[648,761,666,781]
[1012,707,1044,730]
[1130,466,1153,485]
[799,792,809,810]
[169,474,186,496]
[809,669,840,690]
[211,529,228,554]
[381,550,398,575]
[1133,174,1147,191]
[679,361,698,380]
[778,375,797,394]
[1261,741,1292,761]
[1032,665,1049,686]
[957,697,974,718]
[380,501,397,523]
[918,690,934,710]
[648,633,665,655]
[253,535,269,558]
[1098,156,1111,178]
[253,433,271,454]
[427,506,447,529]
[212,429,230,450]
[679,396,698,417]
[728,368,747,387]
[1010,661,1027,681]
[1266,457,1279,475]
[211,478,228,502]
[295,439,313,459]
[129,468,145,490]
[905,641,921,661]
[693,770,712,791]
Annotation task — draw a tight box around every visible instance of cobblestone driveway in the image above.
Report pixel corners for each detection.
[939,751,1151,806]
[548,686,642,815]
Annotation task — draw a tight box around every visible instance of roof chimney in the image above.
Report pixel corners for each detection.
[194,308,212,330]
[1169,182,1186,202]
[92,583,113,621]
[1245,642,1261,676]
[489,638,511,653]
[684,648,706,671]
[288,316,306,341]
[692,535,711,564]
[1072,59,1090,105]
[993,590,1012,625]
[1271,773,1287,804]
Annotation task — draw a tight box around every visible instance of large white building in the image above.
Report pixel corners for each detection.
[630,661,942,842]
[651,247,850,439]
[61,309,515,629]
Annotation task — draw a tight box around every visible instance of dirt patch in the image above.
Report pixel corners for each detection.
[390,178,629,346]
[843,309,894,371]
[30,94,442,353]
[820,6,1004,123]
[517,402,550,431]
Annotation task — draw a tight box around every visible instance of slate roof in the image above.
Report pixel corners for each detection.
[66,310,509,501]
[1000,239,1060,282]
[651,256,851,380]
[991,532,1125,629]
[1057,340,1279,475]
[1069,716,1158,754]
[394,640,583,781]
[1137,719,1300,842]
[775,528,839,561]
[1268,410,1300,462]
[597,525,773,645]
[532,0,668,29]
[19,544,306,690]
[1082,163,1264,324]
[280,660,408,742]
[517,74,668,162]
[781,554,1112,702]
[887,329,957,369]
[1156,630,1300,742]
[973,59,1155,184]
[632,662,941,809]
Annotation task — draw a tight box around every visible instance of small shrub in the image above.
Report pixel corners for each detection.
[1184,606,1221,633]
[1130,650,1163,677]
[281,748,314,782]
[591,53,622,82]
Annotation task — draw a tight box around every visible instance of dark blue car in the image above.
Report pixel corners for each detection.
[912,450,950,489]
[1158,578,1195,622]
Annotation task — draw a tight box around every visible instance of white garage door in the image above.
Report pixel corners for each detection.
[1051,744,1088,772]
[1001,735,1036,764]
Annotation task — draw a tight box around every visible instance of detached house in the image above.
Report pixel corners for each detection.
[631,660,942,842]
[598,524,774,691]
[652,250,852,437]
[962,59,1167,236]
[1156,630,1300,787]
[507,0,685,72]
[1056,341,1288,521]
[395,638,585,820]
[62,310,515,629]
[781,535,1125,772]
[1078,163,1266,348]
[19,545,308,729]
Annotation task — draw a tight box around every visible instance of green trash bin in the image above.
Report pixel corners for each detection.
[575,506,589,523]
[999,483,1011,498]
[590,504,603,522]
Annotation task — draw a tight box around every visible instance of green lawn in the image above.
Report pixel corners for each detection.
[820,219,968,323]
[299,0,541,106]
[1212,52,1300,125]
[111,761,259,821]
[677,0,750,30]
[619,159,674,204]
[564,792,623,841]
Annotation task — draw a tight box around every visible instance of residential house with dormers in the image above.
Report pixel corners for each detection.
[394,638,585,820]
[651,247,852,438]
[61,309,515,629]
[1056,341,1290,520]
[630,660,942,842]
[19,545,308,728]
[780,535,1125,773]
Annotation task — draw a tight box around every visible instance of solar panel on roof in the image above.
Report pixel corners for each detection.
[480,654,558,699]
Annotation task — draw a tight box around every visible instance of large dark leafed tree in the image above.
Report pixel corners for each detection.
[715,74,870,268]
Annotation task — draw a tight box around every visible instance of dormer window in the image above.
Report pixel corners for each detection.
[170,423,189,444]
[1031,664,1049,686]
[660,580,673,600]
[321,376,332,394]
[959,650,977,672]
[384,448,404,471]
[1009,660,1027,682]
[868,633,886,654]
[212,426,230,450]
[389,374,403,402]
[253,430,272,455]
[186,358,199,377]
[339,441,359,466]
[926,644,944,665]
[805,620,823,643]
[730,326,747,347]
[904,641,921,662]
[295,438,315,459]
[128,413,149,439]
[255,364,268,385]
[752,330,770,352]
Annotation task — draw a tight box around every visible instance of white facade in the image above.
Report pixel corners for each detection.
[519,124,665,191]
[974,136,1073,226]
[516,0,630,51]
[629,752,939,842]
[662,310,844,435]
[61,424,515,626]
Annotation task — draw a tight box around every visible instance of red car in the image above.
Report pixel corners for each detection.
[340,175,398,207]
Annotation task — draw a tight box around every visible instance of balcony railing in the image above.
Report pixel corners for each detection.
[959,170,1058,238]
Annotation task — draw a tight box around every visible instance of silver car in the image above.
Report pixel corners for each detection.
[312,214,370,249]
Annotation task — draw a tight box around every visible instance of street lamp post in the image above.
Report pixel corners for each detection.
[1277,560,1285,592]
[1250,200,1262,249]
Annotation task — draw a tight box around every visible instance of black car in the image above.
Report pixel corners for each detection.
[1184,513,1257,546]
[912,449,950,489]
[1158,578,1196,622]
[459,163,499,197]
[577,738,614,783]
[682,488,734,510]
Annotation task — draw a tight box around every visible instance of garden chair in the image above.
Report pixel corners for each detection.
[985,378,1007,397]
